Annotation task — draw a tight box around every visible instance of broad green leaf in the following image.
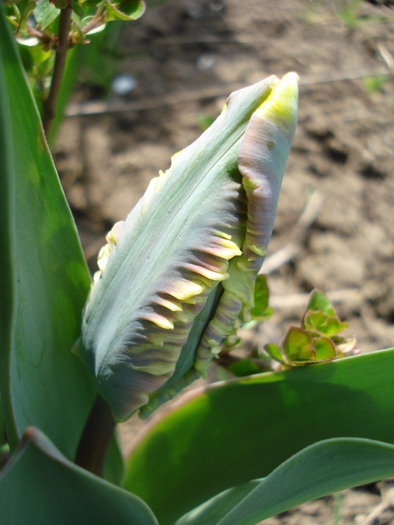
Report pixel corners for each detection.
[304,311,348,336]
[0,394,4,447]
[263,343,284,363]
[314,336,336,360]
[177,481,260,525]
[123,348,394,524]
[19,44,53,71]
[0,7,14,456]
[6,1,39,46]
[305,290,335,317]
[0,5,96,457]
[284,327,313,361]
[103,431,125,486]
[229,358,260,377]
[71,0,85,17]
[34,0,60,30]
[249,274,271,320]
[0,411,3,444]
[176,438,394,525]
[105,0,145,21]
[0,427,158,525]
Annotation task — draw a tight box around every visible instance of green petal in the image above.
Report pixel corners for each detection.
[80,77,279,421]
[195,73,299,374]
[239,72,298,271]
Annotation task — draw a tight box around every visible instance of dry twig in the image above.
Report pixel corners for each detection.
[359,486,394,525]
[378,43,394,74]
[260,190,325,275]
[64,69,389,118]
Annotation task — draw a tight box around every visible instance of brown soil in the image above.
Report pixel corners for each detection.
[55,0,394,522]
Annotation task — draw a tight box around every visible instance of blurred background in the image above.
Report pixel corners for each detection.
[52,1,394,521]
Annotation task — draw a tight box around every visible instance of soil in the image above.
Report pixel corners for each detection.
[54,0,394,523]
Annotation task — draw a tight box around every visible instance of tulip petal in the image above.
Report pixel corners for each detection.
[79,76,280,421]
[194,72,299,374]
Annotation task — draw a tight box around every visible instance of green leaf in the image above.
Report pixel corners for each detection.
[0,427,158,525]
[263,343,284,363]
[284,327,314,362]
[123,348,394,524]
[0,395,4,446]
[176,438,394,525]
[229,358,261,377]
[16,1,36,33]
[305,290,335,317]
[34,0,60,30]
[0,6,16,459]
[177,481,261,525]
[303,311,347,336]
[71,0,85,17]
[104,431,125,486]
[105,0,145,21]
[314,336,336,360]
[0,4,96,457]
[249,274,271,320]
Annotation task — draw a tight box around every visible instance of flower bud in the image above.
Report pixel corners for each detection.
[78,73,299,422]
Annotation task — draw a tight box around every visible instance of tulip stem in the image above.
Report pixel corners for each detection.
[75,394,116,477]
[42,5,72,139]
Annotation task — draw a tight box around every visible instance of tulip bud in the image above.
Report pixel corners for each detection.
[78,73,298,422]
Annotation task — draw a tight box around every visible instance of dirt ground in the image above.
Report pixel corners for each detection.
[54,0,394,522]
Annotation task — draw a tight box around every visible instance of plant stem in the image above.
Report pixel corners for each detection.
[42,5,72,138]
[74,395,116,477]
[81,5,104,35]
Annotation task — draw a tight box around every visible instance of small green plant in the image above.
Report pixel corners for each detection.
[302,0,391,28]
[333,0,368,29]
[333,0,391,29]
[4,0,145,139]
[364,74,388,93]
[1,2,394,524]
[196,113,216,132]
[265,290,357,366]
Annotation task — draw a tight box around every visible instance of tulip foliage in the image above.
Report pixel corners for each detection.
[1,3,394,525]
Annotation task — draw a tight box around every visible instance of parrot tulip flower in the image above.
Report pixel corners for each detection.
[78,73,299,422]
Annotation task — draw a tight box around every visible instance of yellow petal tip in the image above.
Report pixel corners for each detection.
[255,72,298,133]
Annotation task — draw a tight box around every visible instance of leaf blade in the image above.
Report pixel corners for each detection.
[123,348,394,524]
[177,438,394,525]
[0,4,96,458]
[0,427,158,525]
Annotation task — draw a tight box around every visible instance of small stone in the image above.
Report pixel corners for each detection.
[196,54,217,71]
[111,74,138,96]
